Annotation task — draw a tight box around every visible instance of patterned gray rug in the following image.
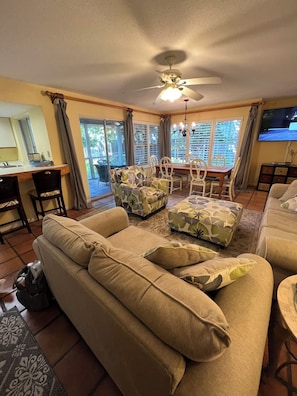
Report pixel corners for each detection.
[128,207,262,257]
[78,204,262,258]
[0,307,66,396]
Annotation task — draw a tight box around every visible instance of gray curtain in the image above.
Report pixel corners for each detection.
[53,97,88,209]
[125,108,135,165]
[160,115,171,158]
[235,104,259,190]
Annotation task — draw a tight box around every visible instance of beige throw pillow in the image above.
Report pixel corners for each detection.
[42,214,110,267]
[89,244,231,362]
[279,180,297,202]
[173,257,255,292]
[142,241,218,270]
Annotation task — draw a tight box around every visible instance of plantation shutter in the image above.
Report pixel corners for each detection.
[149,125,160,159]
[171,130,187,162]
[134,124,148,165]
[212,120,241,166]
[190,122,212,163]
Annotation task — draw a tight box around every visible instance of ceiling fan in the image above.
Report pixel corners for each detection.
[139,55,222,103]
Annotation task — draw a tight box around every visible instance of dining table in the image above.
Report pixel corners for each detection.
[155,163,233,199]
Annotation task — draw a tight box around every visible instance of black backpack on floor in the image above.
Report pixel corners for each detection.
[14,261,53,311]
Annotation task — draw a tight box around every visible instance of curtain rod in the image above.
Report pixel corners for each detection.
[43,90,265,118]
[43,90,160,117]
[172,100,266,117]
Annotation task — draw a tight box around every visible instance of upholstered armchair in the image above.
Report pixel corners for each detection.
[109,166,169,217]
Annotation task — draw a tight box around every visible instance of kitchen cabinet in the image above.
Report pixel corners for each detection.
[0,118,16,147]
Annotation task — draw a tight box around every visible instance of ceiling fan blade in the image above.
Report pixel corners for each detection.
[135,84,164,92]
[181,87,204,101]
[181,77,222,86]
[153,90,165,104]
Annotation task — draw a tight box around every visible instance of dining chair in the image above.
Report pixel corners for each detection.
[0,176,32,243]
[149,154,158,177]
[180,153,195,186]
[189,158,211,196]
[212,154,226,166]
[159,156,183,194]
[182,153,195,164]
[210,157,241,201]
[94,163,109,185]
[206,154,227,182]
[29,169,67,220]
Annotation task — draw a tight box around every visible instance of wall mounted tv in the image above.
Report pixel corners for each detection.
[258,106,297,142]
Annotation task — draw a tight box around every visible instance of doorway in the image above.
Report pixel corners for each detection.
[80,118,126,199]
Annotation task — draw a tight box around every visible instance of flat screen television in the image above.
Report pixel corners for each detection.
[258,106,297,142]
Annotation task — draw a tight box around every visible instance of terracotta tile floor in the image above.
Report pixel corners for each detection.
[0,187,295,395]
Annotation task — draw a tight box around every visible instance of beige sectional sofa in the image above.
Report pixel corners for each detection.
[256,180,297,293]
[33,207,273,396]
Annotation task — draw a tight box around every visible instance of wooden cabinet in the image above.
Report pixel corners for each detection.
[257,163,297,191]
[0,118,16,147]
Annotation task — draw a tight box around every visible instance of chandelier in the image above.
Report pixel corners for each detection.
[173,99,195,137]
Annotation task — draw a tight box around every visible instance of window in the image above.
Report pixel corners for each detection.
[149,125,160,158]
[190,122,212,163]
[171,118,241,166]
[134,123,160,165]
[212,120,241,165]
[80,118,126,179]
[18,117,37,154]
[171,129,187,163]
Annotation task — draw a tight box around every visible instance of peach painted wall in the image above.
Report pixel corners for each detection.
[1,75,297,220]
[250,97,297,186]
[0,77,160,219]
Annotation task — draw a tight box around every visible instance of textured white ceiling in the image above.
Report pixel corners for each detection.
[1,0,297,112]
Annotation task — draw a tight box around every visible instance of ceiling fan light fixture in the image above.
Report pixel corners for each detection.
[160,86,182,102]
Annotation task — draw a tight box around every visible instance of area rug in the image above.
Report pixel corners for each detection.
[78,205,262,258]
[0,307,66,396]
[128,207,262,257]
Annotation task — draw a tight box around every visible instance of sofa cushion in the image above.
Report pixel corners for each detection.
[42,214,110,267]
[107,225,168,255]
[260,208,297,234]
[88,244,231,362]
[256,225,297,258]
[280,196,297,211]
[264,196,288,212]
[172,257,255,292]
[279,180,297,201]
[142,241,218,270]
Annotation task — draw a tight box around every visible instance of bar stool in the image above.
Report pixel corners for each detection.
[0,176,32,244]
[29,169,67,220]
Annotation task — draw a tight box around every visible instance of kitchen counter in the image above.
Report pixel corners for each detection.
[0,164,70,182]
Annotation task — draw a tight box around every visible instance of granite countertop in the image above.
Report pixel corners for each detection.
[0,163,70,181]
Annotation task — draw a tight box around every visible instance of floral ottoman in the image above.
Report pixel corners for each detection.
[168,196,243,247]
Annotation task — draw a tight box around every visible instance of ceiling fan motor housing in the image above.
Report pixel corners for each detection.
[160,69,182,84]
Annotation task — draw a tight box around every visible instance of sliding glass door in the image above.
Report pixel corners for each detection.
[80,118,126,199]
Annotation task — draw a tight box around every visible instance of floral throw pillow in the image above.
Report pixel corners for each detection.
[172,257,255,292]
[280,196,297,212]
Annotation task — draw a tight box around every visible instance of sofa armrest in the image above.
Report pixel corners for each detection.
[79,207,129,237]
[263,236,297,273]
[175,253,273,396]
[268,183,289,199]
